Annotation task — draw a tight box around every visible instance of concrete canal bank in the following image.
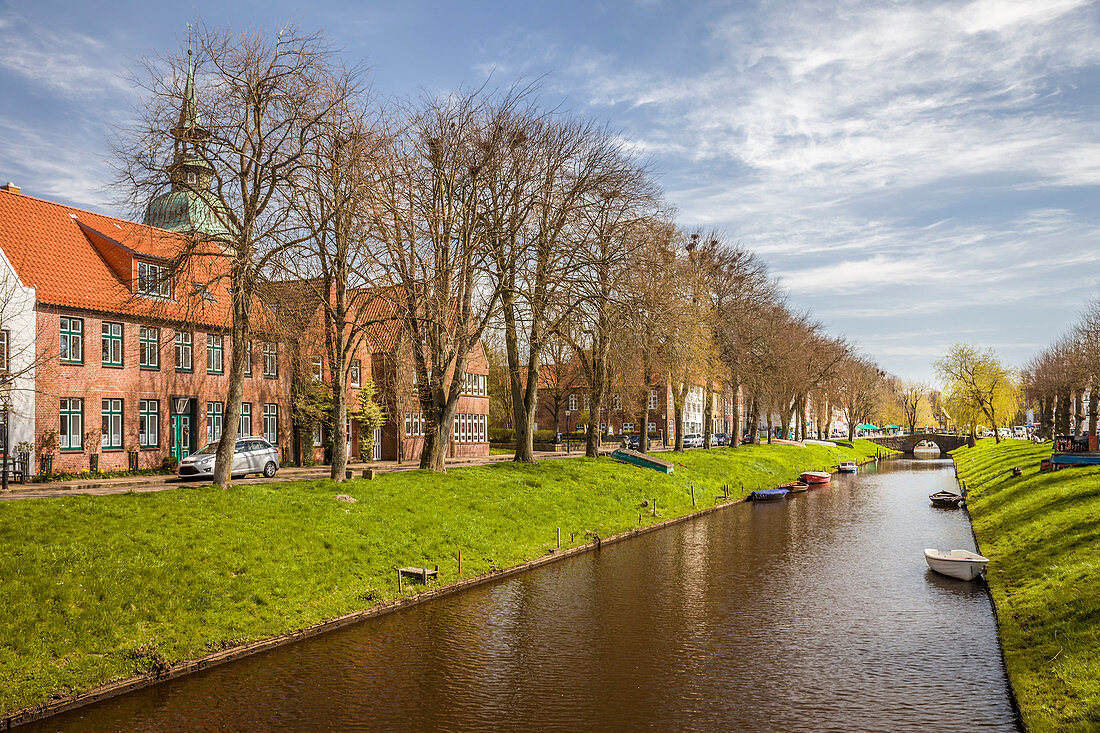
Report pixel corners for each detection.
[953,439,1100,732]
[1,440,885,728]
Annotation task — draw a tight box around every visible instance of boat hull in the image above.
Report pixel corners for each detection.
[924,549,988,580]
[801,471,831,485]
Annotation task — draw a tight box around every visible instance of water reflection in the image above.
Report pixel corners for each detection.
[31,457,1019,732]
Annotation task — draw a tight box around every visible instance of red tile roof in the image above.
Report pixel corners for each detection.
[0,189,238,329]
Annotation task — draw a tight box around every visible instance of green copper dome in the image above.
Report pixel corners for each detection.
[143,189,229,239]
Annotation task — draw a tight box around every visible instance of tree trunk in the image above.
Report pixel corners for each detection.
[703,379,714,449]
[213,286,251,488]
[1089,382,1098,439]
[1073,390,1083,437]
[750,398,761,444]
[1058,391,1071,435]
[731,379,743,447]
[330,363,348,482]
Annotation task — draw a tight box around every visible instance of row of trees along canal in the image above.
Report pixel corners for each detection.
[114,21,913,483]
[1022,297,1100,439]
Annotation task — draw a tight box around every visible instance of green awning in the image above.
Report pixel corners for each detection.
[885,424,901,429]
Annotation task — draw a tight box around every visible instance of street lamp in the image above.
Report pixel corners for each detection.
[0,378,11,492]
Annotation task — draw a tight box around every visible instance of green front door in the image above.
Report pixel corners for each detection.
[172,414,191,462]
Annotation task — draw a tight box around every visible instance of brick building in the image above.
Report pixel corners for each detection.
[0,184,291,473]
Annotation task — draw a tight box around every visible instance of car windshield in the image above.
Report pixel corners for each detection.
[192,443,218,456]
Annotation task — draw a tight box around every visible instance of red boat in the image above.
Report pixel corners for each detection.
[800,471,832,485]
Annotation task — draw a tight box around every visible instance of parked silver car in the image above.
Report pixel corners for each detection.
[177,437,280,479]
[683,433,704,448]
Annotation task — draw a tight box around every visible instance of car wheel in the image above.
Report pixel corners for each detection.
[263,461,277,478]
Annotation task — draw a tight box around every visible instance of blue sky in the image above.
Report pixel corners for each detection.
[2,0,1098,383]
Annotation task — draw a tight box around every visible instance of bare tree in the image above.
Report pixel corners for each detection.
[371,88,525,470]
[116,22,342,486]
[278,72,391,481]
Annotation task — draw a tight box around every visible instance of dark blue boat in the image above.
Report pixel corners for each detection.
[747,488,789,501]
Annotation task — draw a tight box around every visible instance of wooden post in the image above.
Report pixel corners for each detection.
[571,533,575,543]
[458,550,462,575]
[652,499,657,517]
[691,483,696,507]
[396,568,402,592]
[557,527,561,548]
[346,469,353,480]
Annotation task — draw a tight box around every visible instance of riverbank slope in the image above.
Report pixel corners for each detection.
[953,439,1099,731]
[0,440,883,719]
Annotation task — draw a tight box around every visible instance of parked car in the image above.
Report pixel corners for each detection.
[713,433,730,446]
[178,437,280,480]
[683,433,704,448]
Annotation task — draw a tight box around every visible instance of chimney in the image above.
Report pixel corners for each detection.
[1,182,19,194]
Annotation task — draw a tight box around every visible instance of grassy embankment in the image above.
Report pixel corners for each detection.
[953,439,1100,731]
[0,440,884,717]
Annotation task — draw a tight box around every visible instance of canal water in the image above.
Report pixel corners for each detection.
[29,456,1019,732]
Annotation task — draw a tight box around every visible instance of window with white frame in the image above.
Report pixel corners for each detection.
[311,355,323,381]
[583,395,590,410]
[404,412,425,437]
[648,389,658,410]
[263,343,278,377]
[622,422,634,432]
[312,425,323,447]
[0,329,9,372]
[206,401,223,443]
[612,393,622,410]
[243,340,252,377]
[648,421,657,434]
[136,260,172,299]
[568,393,577,411]
[461,372,487,395]
[349,359,361,387]
[451,413,487,443]
[263,403,278,444]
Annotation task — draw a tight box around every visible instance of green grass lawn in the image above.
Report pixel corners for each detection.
[0,440,884,717]
[488,446,515,455]
[953,439,1100,732]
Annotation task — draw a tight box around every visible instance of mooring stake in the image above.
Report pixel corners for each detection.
[396,568,403,592]
[691,483,696,506]
[557,527,561,548]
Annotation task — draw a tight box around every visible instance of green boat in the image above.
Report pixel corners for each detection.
[610,448,674,474]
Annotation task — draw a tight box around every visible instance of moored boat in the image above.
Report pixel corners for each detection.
[779,481,809,493]
[924,548,989,580]
[747,488,789,501]
[838,461,858,473]
[801,471,831,485]
[929,490,963,508]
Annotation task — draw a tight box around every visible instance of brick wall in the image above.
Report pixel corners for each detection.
[36,308,291,473]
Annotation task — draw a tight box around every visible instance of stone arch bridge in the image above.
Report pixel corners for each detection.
[865,433,971,454]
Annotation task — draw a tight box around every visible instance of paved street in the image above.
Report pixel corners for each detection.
[0,447,620,501]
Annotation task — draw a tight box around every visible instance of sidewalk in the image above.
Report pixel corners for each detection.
[0,447,614,501]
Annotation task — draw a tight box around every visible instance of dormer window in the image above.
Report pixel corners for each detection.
[187,172,198,185]
[136,261,172,299]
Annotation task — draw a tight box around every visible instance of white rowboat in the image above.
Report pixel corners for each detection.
[924,548,989,580]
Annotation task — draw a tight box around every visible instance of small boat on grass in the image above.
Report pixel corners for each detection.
[929,490,964,508]
[838,461,858,473]
[747,488,789,501]
[801,471,831,485]
[924,549,989,580]
[779,481,809,493]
